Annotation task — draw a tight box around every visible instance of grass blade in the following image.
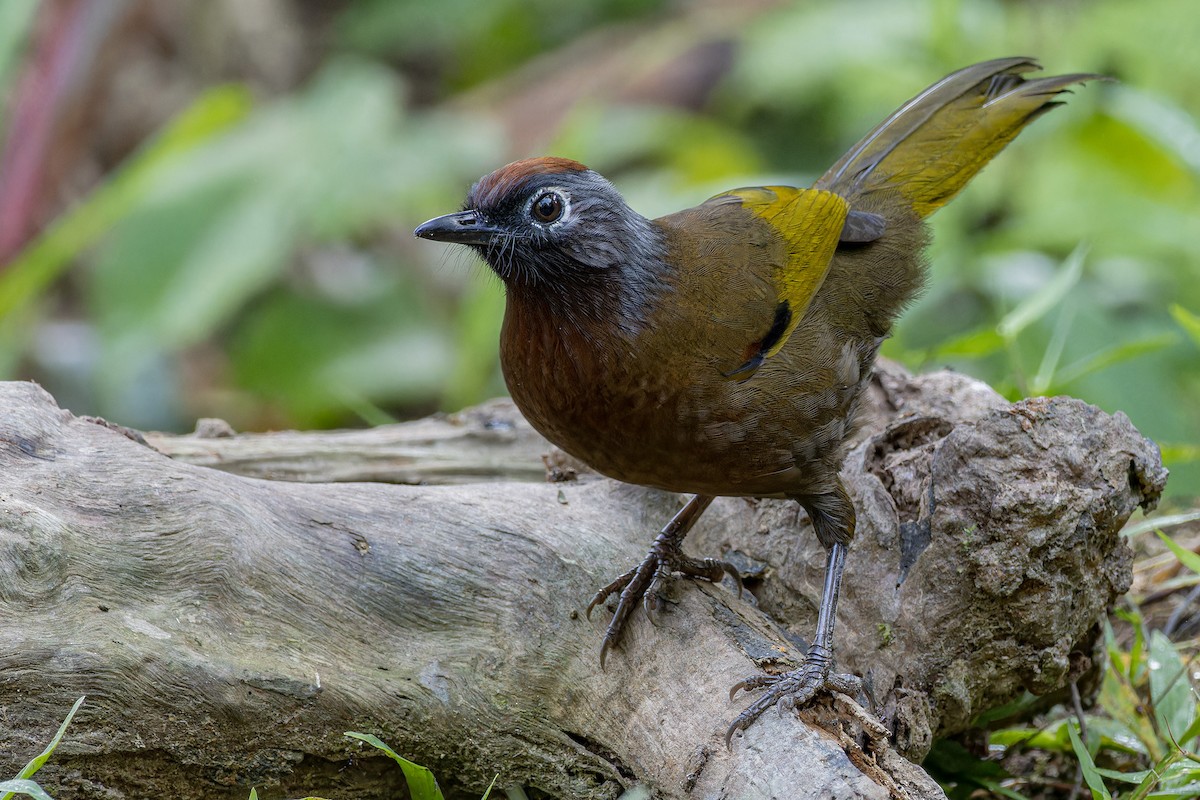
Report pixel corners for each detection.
[996,244,1086,340]
[344,732,443,800]
[1155,530,1200,577]
[1124,511,1200,538]
[7,696,85,787]
[1068,721,1114,800]
[0,781,55,800]
[1172,304,1200,347]
[1053,332,1178,388]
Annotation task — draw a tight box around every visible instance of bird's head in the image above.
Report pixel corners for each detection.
[414,158,664,295]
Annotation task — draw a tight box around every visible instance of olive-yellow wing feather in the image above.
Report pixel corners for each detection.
[711,186,848,374]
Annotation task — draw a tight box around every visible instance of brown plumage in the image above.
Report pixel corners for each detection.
[415,57,1102,742]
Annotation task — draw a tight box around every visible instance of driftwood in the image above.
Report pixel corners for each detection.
[0,363,1166,800]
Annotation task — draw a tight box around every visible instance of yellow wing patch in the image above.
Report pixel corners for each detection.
[713,186,848,372]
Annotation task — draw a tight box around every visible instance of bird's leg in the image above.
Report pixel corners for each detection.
[586,494,739,667]
[726,487,863,745]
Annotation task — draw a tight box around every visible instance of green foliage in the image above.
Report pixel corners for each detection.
[1173,305,1200,348]
[344,732,497,800]
[82,58,503,427]
[1067,721,1113,800]
[1,696,84,800]
[978,528,1200,799]
[924,738,1032,799]
[0,86,253,320]
[0,1,36,120]
[336,0,666,91]
[1,0,1197,493]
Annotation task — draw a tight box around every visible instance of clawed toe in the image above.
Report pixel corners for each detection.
[587,540,739,666]
[590,550,740,667]
[729,674,776,700]
[725,659,861,748]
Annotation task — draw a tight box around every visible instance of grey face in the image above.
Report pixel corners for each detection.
[415,164,665,290]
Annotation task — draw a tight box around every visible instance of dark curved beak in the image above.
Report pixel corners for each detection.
[413,210,499,245]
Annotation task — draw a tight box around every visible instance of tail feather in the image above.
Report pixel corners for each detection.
[815,57,1103,217]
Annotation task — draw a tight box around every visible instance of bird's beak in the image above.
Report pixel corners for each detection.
[413,210,500,245]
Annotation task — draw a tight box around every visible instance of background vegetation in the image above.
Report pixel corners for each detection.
[2,1,1200,798]
[2,0,1197,497]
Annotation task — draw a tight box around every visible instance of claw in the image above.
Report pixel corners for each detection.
[730,674,773,699]
[724,721,741,750]
[586,566,638,620]
[586,496,733,660]
[642,589,658,626]
[726,658,862,748]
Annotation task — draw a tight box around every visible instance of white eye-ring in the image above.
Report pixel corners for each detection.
[528,188,570,225]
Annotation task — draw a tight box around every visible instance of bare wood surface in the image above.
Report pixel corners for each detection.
[0,364,1166,799]
[144,398,551,485]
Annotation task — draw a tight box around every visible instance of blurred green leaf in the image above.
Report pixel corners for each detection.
[1155,530,1200,577]
[229,284,453,427]
[81,57,501,424]
[0,0,36,105]
[1103,624,1161,760]
[924,737,1028,800]
[991,722,1071,752]
[0,85,253,322]
[928,326,1006,361]
[1124,510,1200,538]
[1108,85,1200,178]
[1172,305,1200,348]
[1053,333,1179,389]
[1180,713,1200,750]
[442,278,506,412]
[1161,444,1200,466]
[997,245,1086,341]
[1148,630,1196,747]
[1067,721,1113,800]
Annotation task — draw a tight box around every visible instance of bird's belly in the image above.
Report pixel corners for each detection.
[504,353,854,498]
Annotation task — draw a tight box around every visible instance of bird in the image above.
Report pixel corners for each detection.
[414,57,1101,743]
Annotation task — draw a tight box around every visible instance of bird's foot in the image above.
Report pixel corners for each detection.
[586,531,740,668]
[725,646,862,747]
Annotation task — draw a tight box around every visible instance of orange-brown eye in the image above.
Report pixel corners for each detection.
[531,192,564,223]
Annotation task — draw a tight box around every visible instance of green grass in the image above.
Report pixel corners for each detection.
[342,732,496,800]
[1,697,83,800]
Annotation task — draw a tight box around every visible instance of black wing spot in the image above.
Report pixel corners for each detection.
[724,301,792,382]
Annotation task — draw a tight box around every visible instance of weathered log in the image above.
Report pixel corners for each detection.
[0,363,1165,800]
[143,399,552,486]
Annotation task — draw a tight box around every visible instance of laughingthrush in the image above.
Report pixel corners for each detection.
[415,57,1101,742]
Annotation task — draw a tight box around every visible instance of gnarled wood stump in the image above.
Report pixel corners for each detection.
[0,363,1166,799]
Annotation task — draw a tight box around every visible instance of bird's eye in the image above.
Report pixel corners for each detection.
[531,192,565,223]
